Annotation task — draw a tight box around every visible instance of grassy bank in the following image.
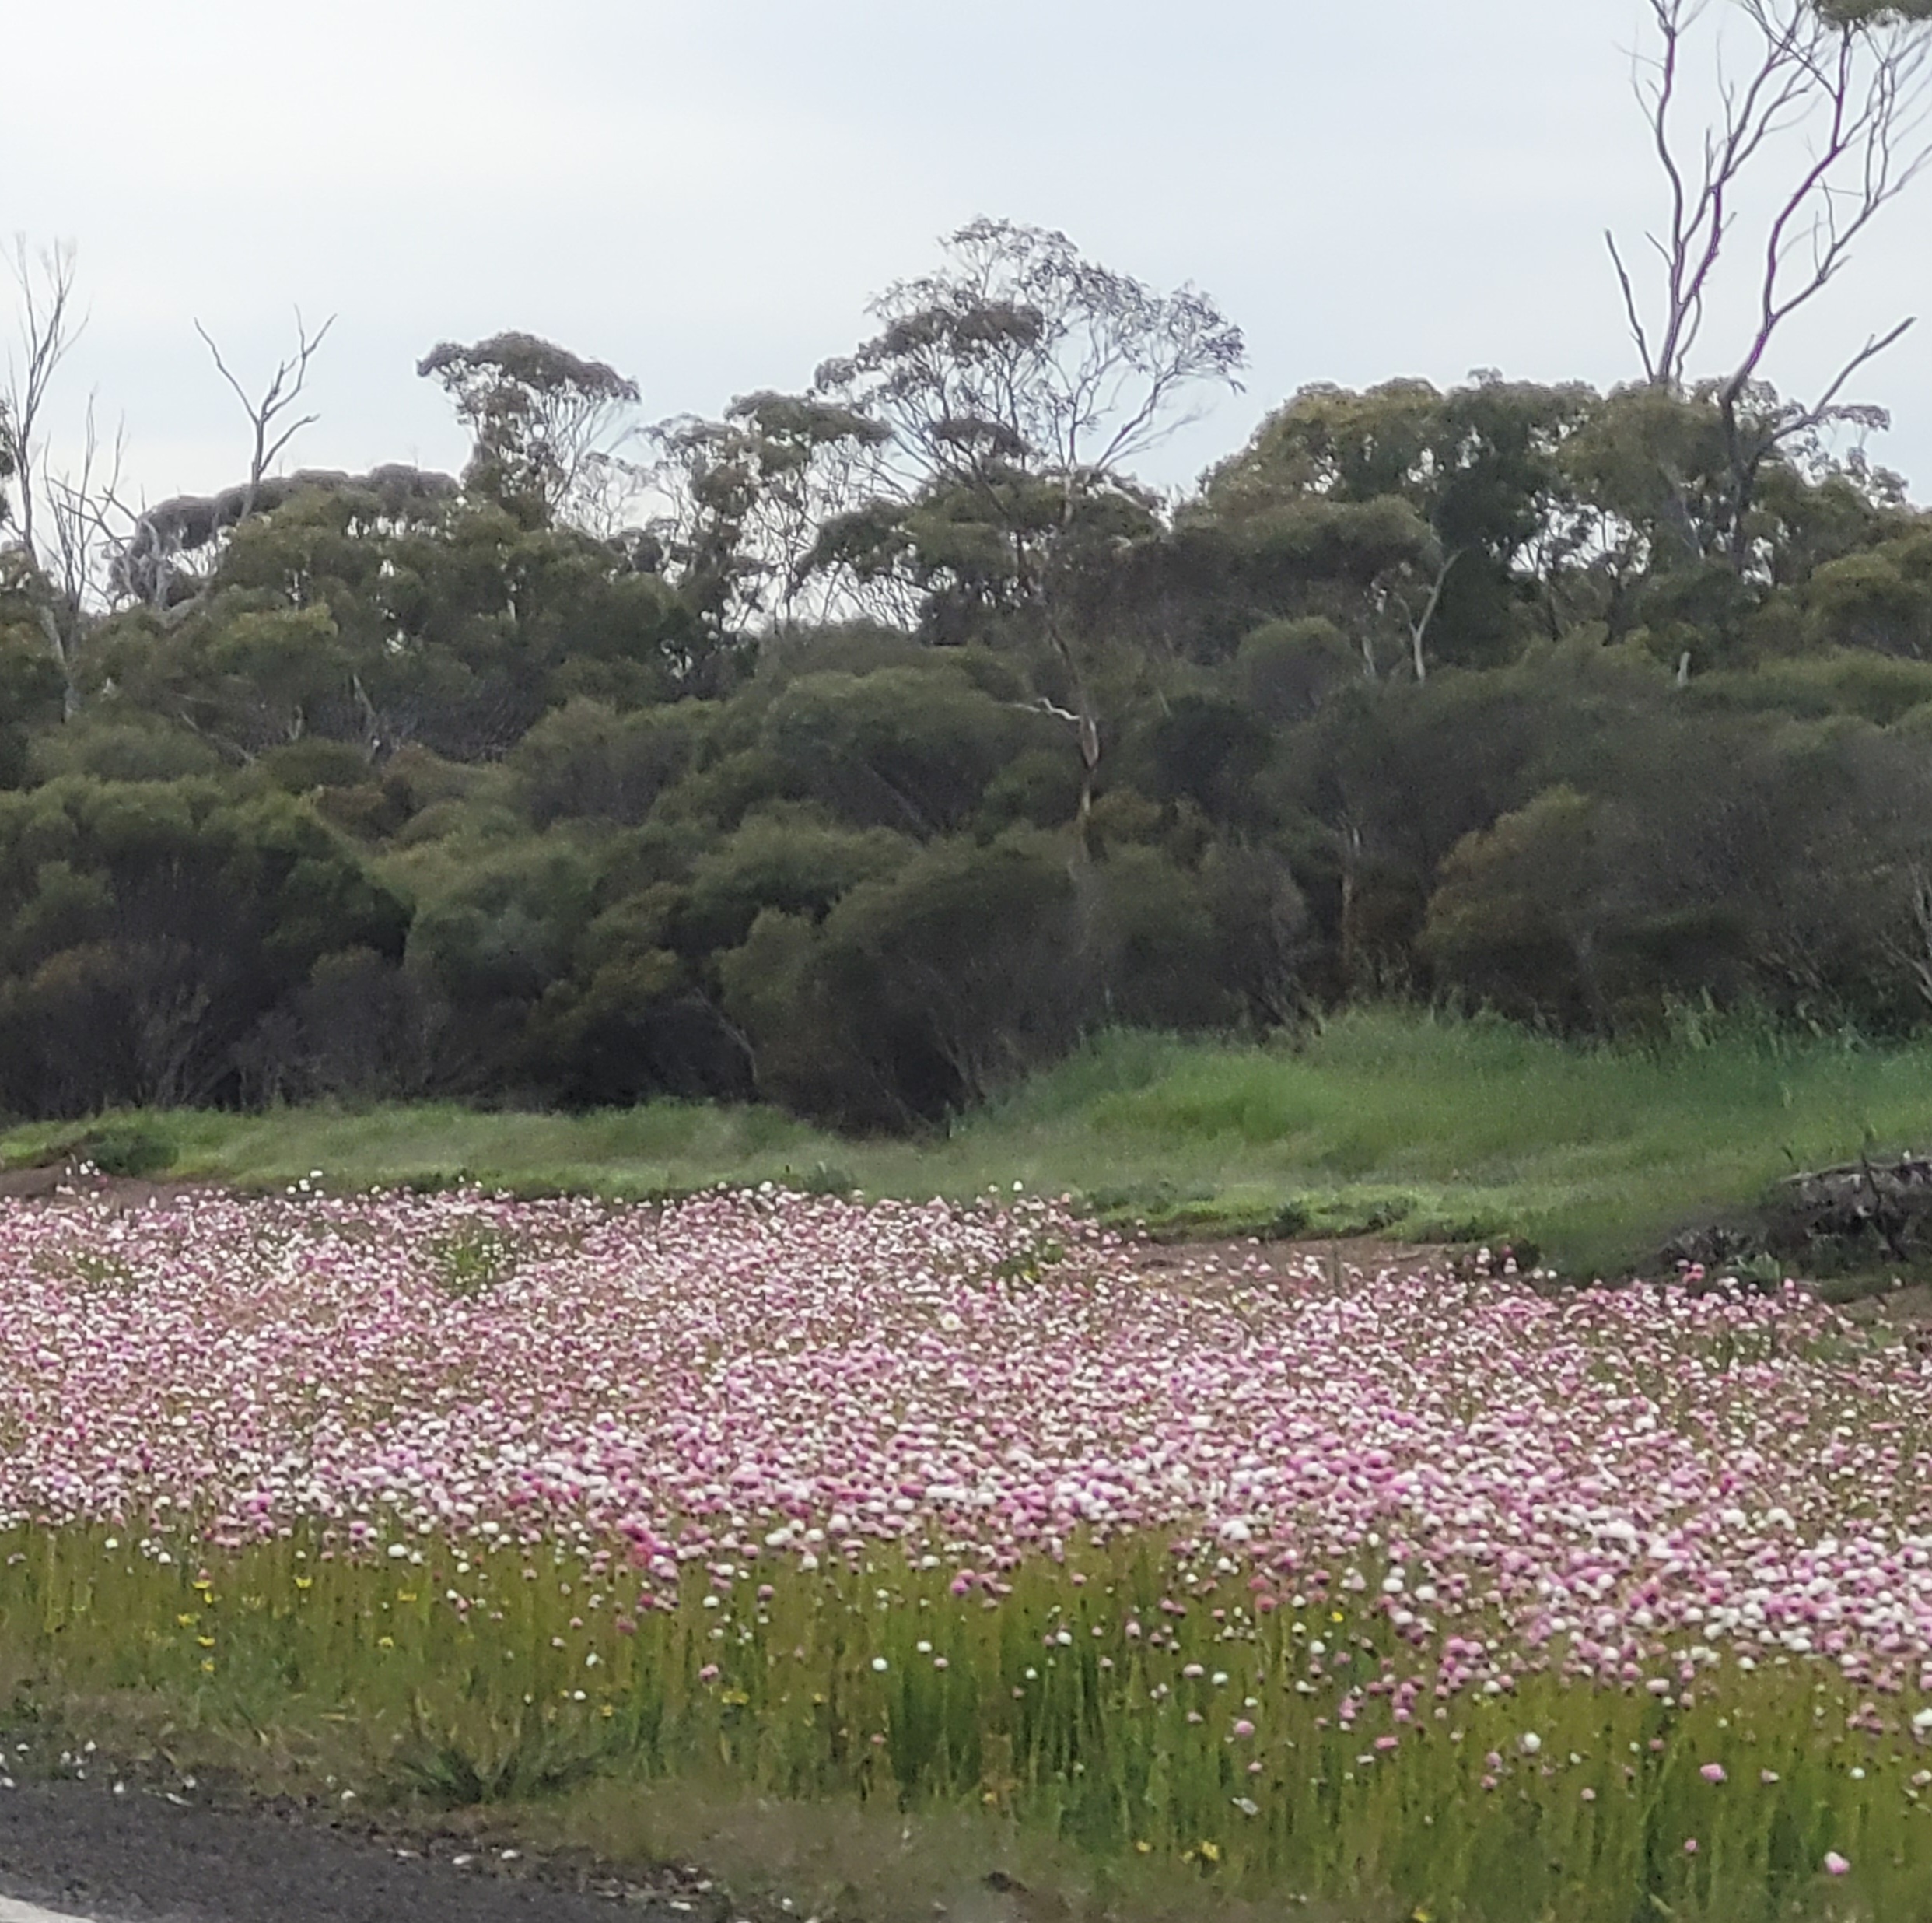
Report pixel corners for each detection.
[9,1008,1932,1274]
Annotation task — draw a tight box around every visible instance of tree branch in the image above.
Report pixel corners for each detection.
[195,309,336,518]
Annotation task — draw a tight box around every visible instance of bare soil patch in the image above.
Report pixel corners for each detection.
[0,1168,219,1211]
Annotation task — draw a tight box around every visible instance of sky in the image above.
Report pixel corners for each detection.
[6,0,1932,510]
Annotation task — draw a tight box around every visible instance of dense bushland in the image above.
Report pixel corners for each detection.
[8,218,1932,1130]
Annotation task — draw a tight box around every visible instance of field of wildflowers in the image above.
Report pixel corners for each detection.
[2,1183,1929,1920]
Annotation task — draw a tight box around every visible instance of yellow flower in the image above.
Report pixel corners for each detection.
[294,1577,313,1592]
[177,1613,198,1628]
[376,1635,395,1649]
[198,1637,215,1648]
[200,1659,215,1673]
[1134,1841,1152,1855]
[1199,1841,1222,1864]
[397,1592,417,1604]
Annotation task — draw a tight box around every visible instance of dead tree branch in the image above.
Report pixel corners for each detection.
[194,309,336,519]
[1610,0,1932,566]
[1,237,84,563]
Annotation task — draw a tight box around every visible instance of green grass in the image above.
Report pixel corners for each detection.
[11,1007,1932,1275]
[12,1522,1926,1923]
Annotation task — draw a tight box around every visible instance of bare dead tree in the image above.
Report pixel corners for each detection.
[0,238,83,570]
[194,309,335,521]
[1608,0,1932,566]
[38,400,135,713]
[0,241,133,716]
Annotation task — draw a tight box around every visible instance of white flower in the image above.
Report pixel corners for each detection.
[1520,1733,1542,1756]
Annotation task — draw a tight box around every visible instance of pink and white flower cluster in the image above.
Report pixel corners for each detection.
[4,1186,1930,1694]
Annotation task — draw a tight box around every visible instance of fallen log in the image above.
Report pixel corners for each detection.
[1660,1151,1932,1278]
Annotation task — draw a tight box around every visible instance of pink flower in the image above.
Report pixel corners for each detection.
[1683,1839,1699,1855]
[1232,1719,1255,1738]
[1699,1764,1727,1784]
[1824,1852,1851,1877]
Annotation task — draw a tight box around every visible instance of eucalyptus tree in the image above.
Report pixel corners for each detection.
[1201,377,1598,678]
[646,390,893,639]
[806,219,1247,831]
[418,331,642,528]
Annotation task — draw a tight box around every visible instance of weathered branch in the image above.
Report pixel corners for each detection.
[1388,548,1464,684]
[1612,0,1932,570]
[1605,231,1658,380]
[194,309,336,519]
[1613,0,1929,396]
[2,237,84,564]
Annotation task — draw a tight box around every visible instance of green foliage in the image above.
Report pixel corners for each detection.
[0,779,408,1113]
[510,699,709,828]
[417,331,639,524]
[3,243,1932,1147]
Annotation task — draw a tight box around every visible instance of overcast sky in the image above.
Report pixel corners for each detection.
[8,0,1932,508]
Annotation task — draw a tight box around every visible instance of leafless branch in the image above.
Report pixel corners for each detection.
[1613,0,1929,395]
[1611,1,1932,569]
[194,308,336,518]
[2,236,85,562]
[1605,231,1658,380]
[30,395,134,716]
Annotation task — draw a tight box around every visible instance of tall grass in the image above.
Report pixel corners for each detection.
[9,1009,1932,1273]
[14,1525,1923,1923]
